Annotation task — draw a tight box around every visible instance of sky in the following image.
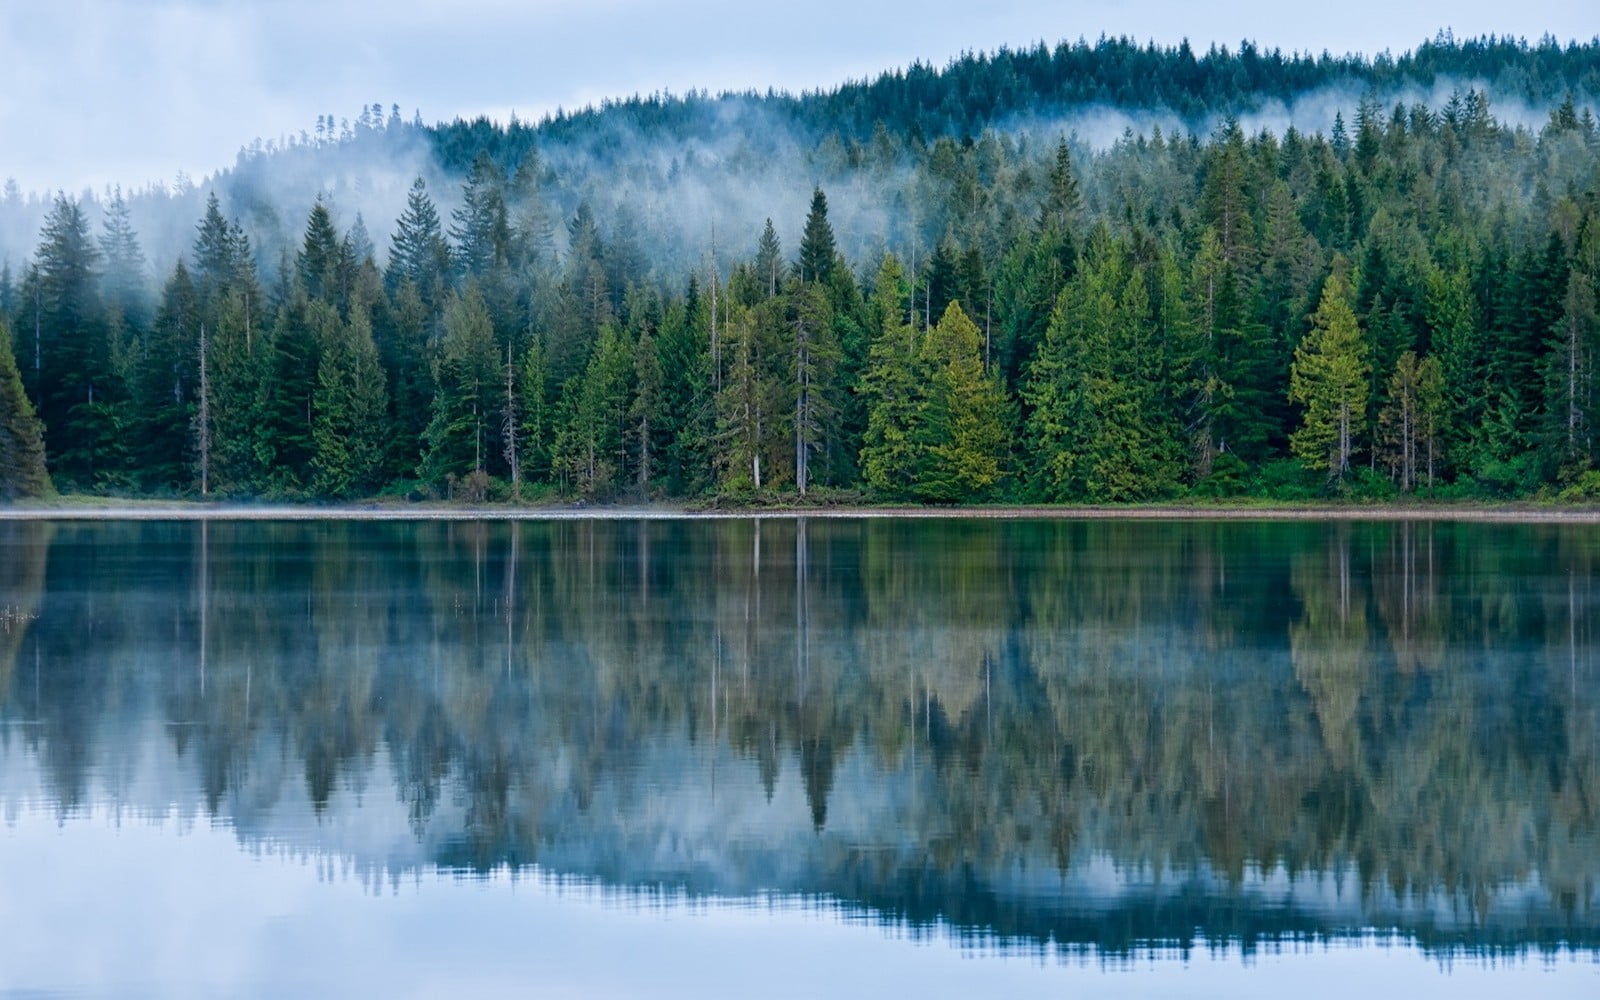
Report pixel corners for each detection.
[1,0,1595,195]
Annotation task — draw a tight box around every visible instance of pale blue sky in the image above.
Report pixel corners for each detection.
[2,0,1594,193]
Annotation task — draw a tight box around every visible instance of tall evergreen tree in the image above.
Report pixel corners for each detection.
[98,187,147,328]
[859,256,922,497]
[385,178,453,307]
[0,321,51,499]
[33,195,112,488]
[798,188,837,286]
[913,301,1009,501]
[311,306,389,497]
[1289,266,1370,481]
[420,287,501,490]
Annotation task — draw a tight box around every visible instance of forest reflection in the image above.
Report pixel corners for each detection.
[1,517,1597,958]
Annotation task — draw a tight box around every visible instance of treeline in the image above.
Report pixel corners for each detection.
[2,88,1600,502]
[430,31,1600,170]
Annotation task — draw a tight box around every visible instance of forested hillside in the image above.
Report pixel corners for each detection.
[2,33,1599,502]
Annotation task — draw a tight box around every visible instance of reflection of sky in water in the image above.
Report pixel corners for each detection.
[3,801,1597,999]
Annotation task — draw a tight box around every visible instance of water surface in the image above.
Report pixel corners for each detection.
[1,518,1597,996]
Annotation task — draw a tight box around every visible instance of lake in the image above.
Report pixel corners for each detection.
[1,517,1597,997]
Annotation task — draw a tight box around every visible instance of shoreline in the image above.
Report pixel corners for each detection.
[4,500,1600,523]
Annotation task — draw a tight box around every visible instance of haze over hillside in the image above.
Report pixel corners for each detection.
[2,32,1596,281]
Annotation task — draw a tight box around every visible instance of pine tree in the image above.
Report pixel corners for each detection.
[1041,137,1081,233]
[98,187,147,327]
[451,152,511,280]
[1544,265,1599,476]
[798,188,836,286]
[297,200,343,305]
[1024,232,1182,501]
[420,287,501,490]
[385,178,453,307]
[517,335,552,484]
[715,304,769,491]
[208,290,269,494]
[913,302,1009,501]
[631,319,663,493]
[1377,351,1436,492]
[0,322,51,499]
[790,281,838,495]
[552,324,632,497]
[137,261,200,490]
[859,256,922,497]
[311,306,389,497]
[1290,266,1370,480]
[755,219,783,299]
[192,193,235,301]
[33,195,110,488]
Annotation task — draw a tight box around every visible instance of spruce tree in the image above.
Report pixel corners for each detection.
[311,307,390,498]
[385,178,453,307]
[859,256,922,498]
[1290,266,1370,481]
[798,188,836,286]
[913,302,1009,502]
[98,187,147,328]
[420,287,502,490]
[297,200,343,305]
[34,195,113,488]
[0,322,51,499]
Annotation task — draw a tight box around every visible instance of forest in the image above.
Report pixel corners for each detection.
[2,33,1600,504]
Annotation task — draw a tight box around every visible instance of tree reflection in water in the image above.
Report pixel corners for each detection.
[0,517,1596,958]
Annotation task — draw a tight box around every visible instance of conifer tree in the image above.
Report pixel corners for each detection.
[1024,233,1182,501]
[517,335,551,484]
[207,290,269,494]
[715,304,769,490]
[297,200,343,305]
[1290,266,1370,480]
[420,287,501,489]
[98,187,147,328]
[34,195,111,488]
[311,306,389,497]
[552,324,632,497]
[451,151,511,281]
[0,322,51,499]
[913,302,1009,502]
[1041,137,1082,234]
[860,256,922,497]
[631,319,663,493]
[798,188,837,286]
[137,261,200,490]
[386,178,453,307]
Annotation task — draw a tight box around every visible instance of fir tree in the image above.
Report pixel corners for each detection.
[798,188,837,286]
[420,287,501,489]
[1290,266,1370,481]
[913,301,1009,502]
[0,322,51,499]
[859,256,922,498]
[311,306,389,497]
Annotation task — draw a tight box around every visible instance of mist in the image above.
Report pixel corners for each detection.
[0,65,1593,304]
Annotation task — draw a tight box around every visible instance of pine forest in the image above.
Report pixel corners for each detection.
[2,34,1600,505]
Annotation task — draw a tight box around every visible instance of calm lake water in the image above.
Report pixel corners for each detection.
[1,517,1597,997]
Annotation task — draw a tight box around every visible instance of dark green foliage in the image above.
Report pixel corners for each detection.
[420,287,501,490]
[0,322,51,499]
[7,38,1600,503]
[798,189,837,286]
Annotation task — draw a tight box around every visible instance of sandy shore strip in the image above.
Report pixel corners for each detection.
[4,502,1600,523]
